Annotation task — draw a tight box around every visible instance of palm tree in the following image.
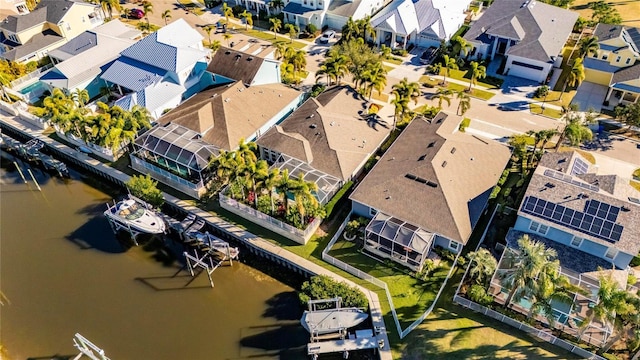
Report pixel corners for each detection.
[468,61,486,91]
[240,10,253,30]
[99,0,121,20]
[466,248,497,285]
[578,272,632,344]
[379,44,391,60]
[291,49,307,77]
[203,25,214,45]
[433,87,452,109]
[0,72,12,102]
[223,33,232,47]
[527,269,585,326]
[236,138,258,165]
[263,168,281,214]
[209,150,239,195]
[456,90,471,116]
[269,0,284,12]
[578,36,599,58]
[162,9,172,25]
[362,62,387,101]
[142,1,153,28]
[71,88,89,109]
[391,95,408,131]
[284,23,298,43]
[269,18,282,39]
[450,35,471,58]
[554,110,593,151]
[276,168,294,215]
[222,2,233,24]
[560,58,585,99]
[441,54,458,85]
[289,173,319,225]
[209,40,221,52]
[392,78,420,105]
[500,235,559,308]
[244,159,269,207]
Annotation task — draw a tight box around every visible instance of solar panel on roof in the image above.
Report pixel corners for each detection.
[520,196,624,243]
[543,169,599,192]
[571,158,589,175]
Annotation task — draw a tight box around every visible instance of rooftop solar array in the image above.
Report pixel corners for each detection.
[521,196,624,243]
[543,169,599,192]
[571,158,589,176]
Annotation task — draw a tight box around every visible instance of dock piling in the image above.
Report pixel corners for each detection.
[13,161,27,183]
[27,169,41,191]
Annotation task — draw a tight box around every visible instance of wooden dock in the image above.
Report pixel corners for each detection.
[307,336,380,357]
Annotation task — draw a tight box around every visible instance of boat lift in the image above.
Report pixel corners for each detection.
[183,232,239,288]
[72,333,110,360]
[104,195,163,246]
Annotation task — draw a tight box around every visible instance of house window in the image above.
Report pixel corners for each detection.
[369,207,377,217]
[604,247,617,260]
[616,56,621,62]
[570,236,583,248]
[449,241,460,252]
[529,221,548,235]
[602,54,608,60]
[626,58,632,65]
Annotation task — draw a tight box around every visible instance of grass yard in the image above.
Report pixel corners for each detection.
[370,91,389,103]
[447,68,502,89]
[533,90,575,109]
[630,180,640,192]
[178,0,205,15]
[529,104,563,119]
[328,239,451,327]
[419,75,495,100]
[557,147,597,164]
[383,57,403,66]
[571,0,640,28]
[383,64,395,72]
[239,29,307,49]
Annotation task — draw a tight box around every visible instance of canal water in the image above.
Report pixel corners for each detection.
[0,155,309,360]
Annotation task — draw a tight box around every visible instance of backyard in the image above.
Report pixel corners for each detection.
[571,0,640,28]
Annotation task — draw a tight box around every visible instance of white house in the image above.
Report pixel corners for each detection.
[463,0,578,83]
[280,0,385,30]
[100,19,210,119]
[371,0,471,49]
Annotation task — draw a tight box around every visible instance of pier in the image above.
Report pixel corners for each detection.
[0,114,393,360]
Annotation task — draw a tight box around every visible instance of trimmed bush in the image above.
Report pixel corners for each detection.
[468,284,493,305]
[498,169,509,186]
[126,174,164,208]
[299,275,368,309]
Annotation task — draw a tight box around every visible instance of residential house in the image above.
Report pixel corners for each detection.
[39,20,140,99]
[256,85,392,204]
[464,0,578,83]
[100,19,209,119]
[371,0,471,49]
[280,0,385,30]
[349,112,510,271]
[583,23,640,107]
[130,45,303,199]
[1,0,29,18]
[206,45,281,86]
[0,0,103,63]
[487,151,640,347]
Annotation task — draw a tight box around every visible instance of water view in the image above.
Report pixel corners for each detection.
[0,154,309,359]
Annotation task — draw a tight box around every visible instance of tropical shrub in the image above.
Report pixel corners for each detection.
[459,117,471,132]
[323,181,353,219]
[126,174,164,208]
[299,275,368,309]
[468,284,493,305]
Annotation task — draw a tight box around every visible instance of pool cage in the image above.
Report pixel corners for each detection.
[364,212,435,271]
[132,123,220,187]
[271,154,342,205]
[489,246,615,348]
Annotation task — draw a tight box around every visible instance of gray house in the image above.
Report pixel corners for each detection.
[464,0,578,83]
[349,112,510,271]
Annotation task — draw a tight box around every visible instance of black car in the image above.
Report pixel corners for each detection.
[420,46,438,65]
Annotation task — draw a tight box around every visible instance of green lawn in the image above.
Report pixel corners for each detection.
[239,29,307,49]
[529,104,563,119]
[383,64,395,73]
[177,0,205,15]
[383,57,403,66]
[328,239,451,327]
[420,75,495,100]
[447,68,502,89]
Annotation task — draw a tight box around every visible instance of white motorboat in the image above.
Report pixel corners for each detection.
[301,308,369,335]
[104,196,166,234]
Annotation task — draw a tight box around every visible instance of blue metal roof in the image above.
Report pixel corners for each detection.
[100,57,167,92]
[612,82,640,94]
[120,32,179,72]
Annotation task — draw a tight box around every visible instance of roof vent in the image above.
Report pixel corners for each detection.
[621,206,630,212]
[450,147,456,154]
[225,50,231,55]
[235,54,242,61]
[225,98,231,102]
[418,154,426,161]
[428,141,436,148]
[310,124,317,129]
[247,56,254,61]
[442,161,447,168]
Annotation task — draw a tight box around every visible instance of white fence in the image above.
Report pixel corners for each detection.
[10,64,54,89]
[453,296,605,360]
[219,191,322,244]
[321,213,459,339]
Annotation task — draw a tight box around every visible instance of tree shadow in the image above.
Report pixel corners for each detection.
[263,291,303,321]
[239,323,308,357]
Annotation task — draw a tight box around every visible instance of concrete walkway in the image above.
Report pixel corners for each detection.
[0,113,393,360]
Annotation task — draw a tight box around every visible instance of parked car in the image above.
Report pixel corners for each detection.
[420,46,438,65]
[319,30,336,44]
[129,8,144,19]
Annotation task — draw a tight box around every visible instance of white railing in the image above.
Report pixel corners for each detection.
[320,213,459,339]
[10,63,54,89]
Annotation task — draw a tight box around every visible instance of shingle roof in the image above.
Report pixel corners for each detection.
[611,62,640,84]
[464,0,578,63]
[119,18,205,72]
[593,23,624,42]
[206,47,266,85]
[157,81,301,150]
[349,113,511,244]
[519,151,640,256]
[0,7,47,33]
[257,85,391,181]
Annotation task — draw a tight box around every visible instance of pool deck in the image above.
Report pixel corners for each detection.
[0,111,393,360]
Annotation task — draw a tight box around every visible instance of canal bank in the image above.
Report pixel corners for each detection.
[0,113,393,360]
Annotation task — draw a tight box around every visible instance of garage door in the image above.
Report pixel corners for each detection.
[416,35,440,49]
[324,14,345,30]
[508,60,546,82]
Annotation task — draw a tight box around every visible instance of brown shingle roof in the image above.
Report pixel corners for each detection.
[158,81,301,150]
[349,113,511,244]
[206,47,267,85]
[256,85,392,180]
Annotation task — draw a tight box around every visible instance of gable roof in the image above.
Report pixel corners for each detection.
[1,29,63,61]
[0,0,96,33]
[100,56,167,91]
[464,0,578,63]
[119,18,206,72]
[349,113,510,244]
[612,62,640,85]
[256,85,391,181]
[206,47,267,85]
[519,151,640,256]
[157,81,301,150]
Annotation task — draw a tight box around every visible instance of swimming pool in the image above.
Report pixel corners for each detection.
[19,81,48,95]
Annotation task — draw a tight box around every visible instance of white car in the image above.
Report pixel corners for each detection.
[320,30,336,44]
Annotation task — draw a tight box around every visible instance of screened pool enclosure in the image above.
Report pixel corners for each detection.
[271,154,342,205]
[131,124,219,196]
[364,212,435,271]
